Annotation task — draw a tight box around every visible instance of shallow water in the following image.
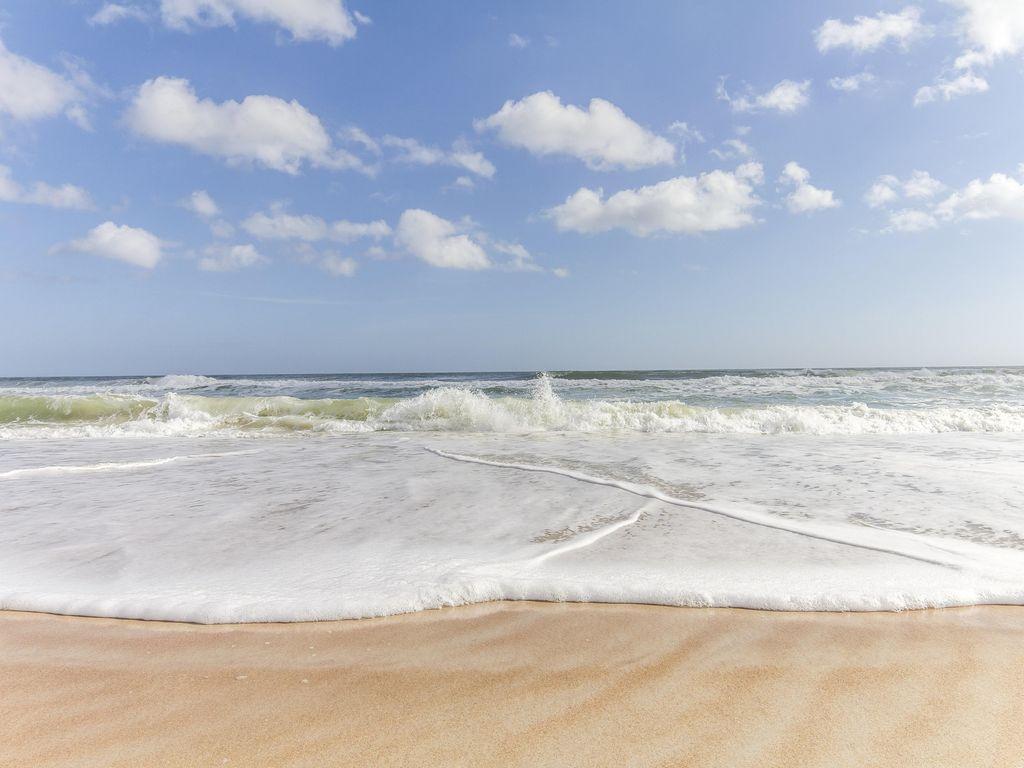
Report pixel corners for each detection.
[1,369,1023,621]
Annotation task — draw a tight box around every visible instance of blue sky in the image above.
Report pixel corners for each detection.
[2,0,1024,375]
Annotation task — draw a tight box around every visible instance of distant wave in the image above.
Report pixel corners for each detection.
[4,375,1024,437]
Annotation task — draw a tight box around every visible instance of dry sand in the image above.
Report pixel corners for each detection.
[2,601,1023,767]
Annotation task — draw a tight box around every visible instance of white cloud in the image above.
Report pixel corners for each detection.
[885,209,938,232]
[815,7,926,53]
[948,0,1024,68]
[710,138,753,161]
[89,3,148,25]
[159,0,358,45]
[394,209,491,270]
[475,91,675,170]
[865,171,944,207]
[489,240,541,272]
[829,72,876,91]
[125,77,366,174]
[546,163,763,237]
[935,171,1024,221]
[210,219,235,239]
[913,71,989,105]
[181,189,220,218]
[382,136,495,178]
[242,207,390,243]
[451,175,475,191]
[340,125,381,155]
[508,33,530,49]
[352,10,371,25]
[320,252,357,277]
[667,121,704,144]
[717,79,810,114]
[199,243,266,271]
[902,170,945,198]
[779,162,840,214]
[65,221,163,268]
[552,267,570,278]
[0,165,92,209]
[0,38,96,126]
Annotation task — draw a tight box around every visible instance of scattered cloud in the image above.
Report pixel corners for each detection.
[779,162,840,214]
[89,3,148,26]
[914,71,988,105]
[829,72,876,92]
[198,243,266,271]
[667,121,704,144]
[948,0,1024,69]
[545,163,764,237]
[552,267,570,279]
[0,38,99,127]
[63,221,164,268]
[710,138,753,161]
[885,209,938,233]
[242,206,391,243]
[159,0,358,46]
[320,252,358,277]
[181,189,220,218]
[382,135,495,178]
[450,175,475,191]
[508,33,529,49]
[352,10,371,25]
[935,170,1024,221]
[125,77,367,174]
[0,165,92,209]
[865,171,945,207]
[717,78,810,114]
[475,91,675,170]
[815,7,927,53]
[394,209,491,270]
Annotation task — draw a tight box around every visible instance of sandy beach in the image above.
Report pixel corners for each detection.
[3,601,1023,768]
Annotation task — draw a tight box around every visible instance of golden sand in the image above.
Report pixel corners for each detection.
[2,602,1023,767]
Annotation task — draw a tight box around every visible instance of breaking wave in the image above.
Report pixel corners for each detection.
[3,374,1024,437]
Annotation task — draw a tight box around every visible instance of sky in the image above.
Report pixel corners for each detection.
[2,0,1024,375]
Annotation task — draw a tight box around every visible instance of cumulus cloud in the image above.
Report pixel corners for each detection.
[829,72,876,92]
[320,252,357,277]
[159,0,358,45]
[913,1,1022,105]
[0,38,98,127]
[394,209,491,270]
[382,136,495,178]
[0,165,92,209]
[546,163,764,237]
[935,171,1024,221]
[552,267,570,278]
[89,3,148,25]
[914,71,989,105]
[868,166,1024,233]
[717,79,810,114]
[815,7,926,53]
[778,162,840,214]
[181,189,220,218]
[865,171,945,207]
[710,138,753,161]
[124,77,366,174]
[508,33,529,49]
[64,221,163,268]
[948,0,1024,68]
[242,207,391,243]
[198,243,266,271]
[474,91,675,170]
[885,209,938,233]
[667,121,704,144]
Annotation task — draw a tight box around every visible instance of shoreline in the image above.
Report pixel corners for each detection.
[3,601,1023,767]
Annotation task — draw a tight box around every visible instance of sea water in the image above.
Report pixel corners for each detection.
[1,369,1023,622]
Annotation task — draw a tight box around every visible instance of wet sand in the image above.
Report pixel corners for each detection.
[2,601,1023,767]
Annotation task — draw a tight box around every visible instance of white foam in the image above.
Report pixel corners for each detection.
[1,433,1023,622]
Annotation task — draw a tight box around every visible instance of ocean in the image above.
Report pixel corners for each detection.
[2,368,1023,621]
